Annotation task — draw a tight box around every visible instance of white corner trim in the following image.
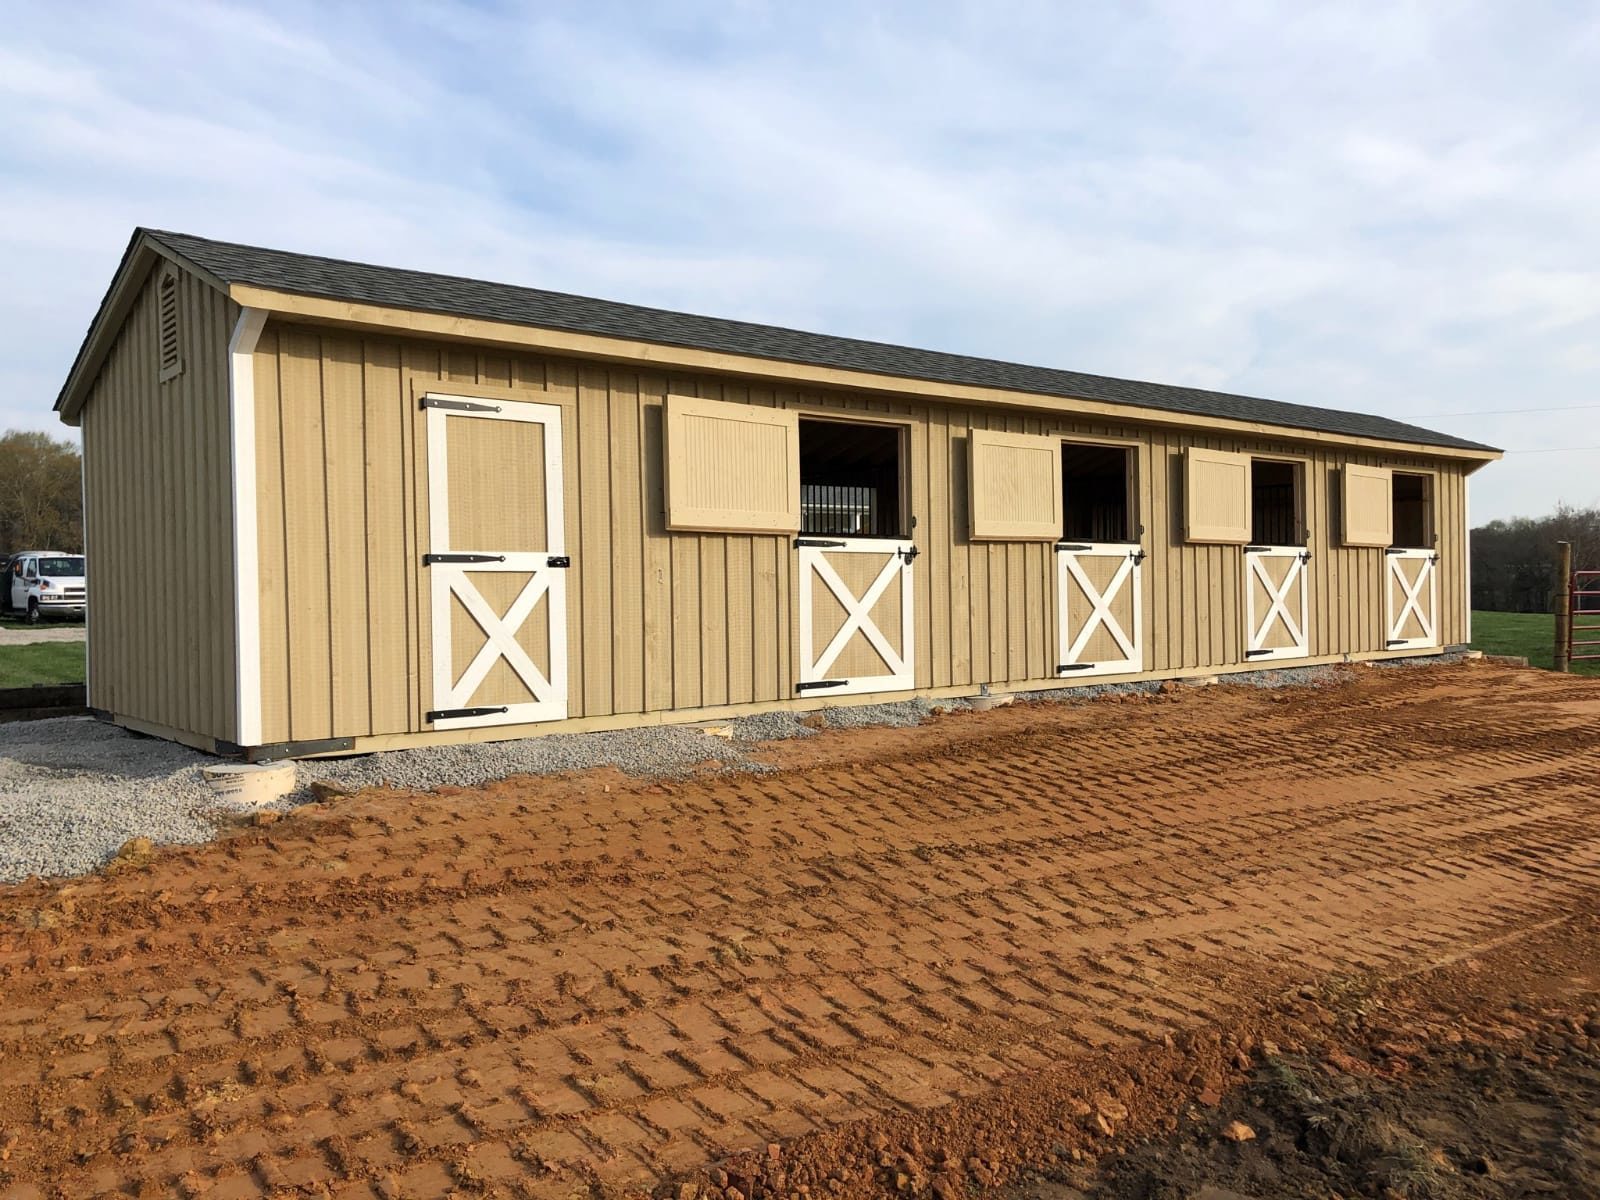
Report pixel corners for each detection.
[229,308,268,747]
[1464,476,1473,645]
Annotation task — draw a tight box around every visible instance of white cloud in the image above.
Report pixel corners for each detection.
[2,0,1598,519]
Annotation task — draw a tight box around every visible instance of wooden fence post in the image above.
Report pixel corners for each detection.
[1555,540,1572,673]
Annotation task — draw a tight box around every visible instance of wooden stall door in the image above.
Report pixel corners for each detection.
[1056,543,1144,677]
[1385,549,1439,649]
[796,538,915,697]
[1244,547,1310,661]
[424,395,568,730]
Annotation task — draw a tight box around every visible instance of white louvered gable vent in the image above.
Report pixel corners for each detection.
[158,272,183,382]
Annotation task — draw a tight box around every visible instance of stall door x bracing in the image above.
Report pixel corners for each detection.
[796,538,916,696]
[1385,549,1439,649]
[424,394,567,730]
[1244,546,1310,661]
[1056,542,1144,677]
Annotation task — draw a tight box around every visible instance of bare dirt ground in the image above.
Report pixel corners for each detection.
[3,661,1599,1200]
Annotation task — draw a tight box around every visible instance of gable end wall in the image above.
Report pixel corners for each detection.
[79,259,240,744]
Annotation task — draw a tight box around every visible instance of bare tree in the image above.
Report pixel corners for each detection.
[0,431,82,555]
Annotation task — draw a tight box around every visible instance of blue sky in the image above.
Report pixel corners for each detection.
[4,1,1598,523]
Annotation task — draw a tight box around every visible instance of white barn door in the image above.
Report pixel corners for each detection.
[796,538,915,697]
[1244,546,1310,661]
[424,394,567,730]
[1385,549,1439,649]
[1056,543,1144,677]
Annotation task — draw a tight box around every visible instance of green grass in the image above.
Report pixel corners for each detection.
[1472,609,1600,676]
[0,642,86,687]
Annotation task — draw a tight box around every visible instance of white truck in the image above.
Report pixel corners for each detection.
[4,551,86,623]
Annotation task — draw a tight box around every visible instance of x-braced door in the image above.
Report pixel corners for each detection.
[1244,545,1310,661]
[1056,542,1144,677]
[424,394,568,730]
[796,537,916,697]
[1385,549,1439,649]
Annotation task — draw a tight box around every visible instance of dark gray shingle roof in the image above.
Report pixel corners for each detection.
[146,228,1494,454]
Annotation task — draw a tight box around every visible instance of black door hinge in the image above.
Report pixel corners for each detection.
[1056,542,1092,552]
[547,556,571,568]
[796,679,847,691]
[1245,649,1272,657]
[1058,663,1093,672]
[423,553,506,566]
[795,538,848,549]
[420,396,501,413]
[1244,545,1272,554]
[427,706,510,722]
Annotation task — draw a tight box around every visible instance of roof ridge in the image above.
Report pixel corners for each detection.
[102,228,1496,456]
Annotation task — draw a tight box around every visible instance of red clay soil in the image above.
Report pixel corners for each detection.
[2,661,1599,1200]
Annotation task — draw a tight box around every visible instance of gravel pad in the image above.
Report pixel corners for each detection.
[0,655,1463,882]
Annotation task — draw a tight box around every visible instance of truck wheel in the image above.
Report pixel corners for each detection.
[25,599,40,625]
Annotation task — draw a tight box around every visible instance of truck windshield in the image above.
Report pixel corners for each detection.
[39,558,84,576]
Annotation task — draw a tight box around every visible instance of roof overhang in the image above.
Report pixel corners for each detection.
[55,231,229,426]
[226,282,1504,468]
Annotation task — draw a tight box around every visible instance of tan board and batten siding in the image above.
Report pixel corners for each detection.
[79,262,240,746]
[248,319,1471,748]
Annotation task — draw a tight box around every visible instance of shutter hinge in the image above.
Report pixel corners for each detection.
[427,706,510,722]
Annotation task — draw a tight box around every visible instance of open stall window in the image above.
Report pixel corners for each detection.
[799,418,904,537]
[1251,458,1304,545]
[1392,472,1433,549]
[1062,443,1136,542]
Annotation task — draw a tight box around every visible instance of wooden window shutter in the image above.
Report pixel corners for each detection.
[1342,464,1393,547]
[1183,448,1251,544]
[158,272,183,382]
[664,394,800,533]
[968,430,1062,540]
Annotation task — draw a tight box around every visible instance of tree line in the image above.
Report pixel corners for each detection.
[0,430,82,556]
[1472,503,1600,613]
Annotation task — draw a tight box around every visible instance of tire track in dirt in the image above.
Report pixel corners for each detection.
[3,662,1600,1199]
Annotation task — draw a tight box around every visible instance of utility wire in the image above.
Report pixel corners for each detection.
[1413,403,1600,418]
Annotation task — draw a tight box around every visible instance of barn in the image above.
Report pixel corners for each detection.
[55,229,1500,758]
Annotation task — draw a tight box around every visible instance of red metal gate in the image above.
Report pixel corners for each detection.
[1573,569,1600,662]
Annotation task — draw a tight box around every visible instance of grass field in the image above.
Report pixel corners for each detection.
[0,641,86,687]
[1472,609,1600,676]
